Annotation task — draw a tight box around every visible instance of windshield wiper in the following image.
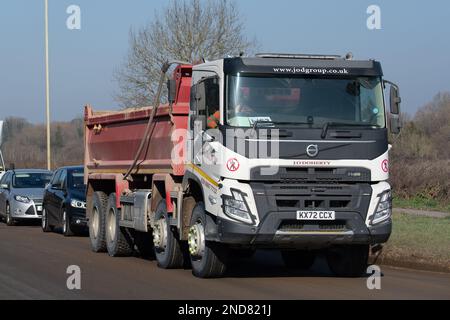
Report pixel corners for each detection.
[271,121,311,126]
[321,122,380,139]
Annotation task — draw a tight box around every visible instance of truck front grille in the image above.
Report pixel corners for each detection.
[251,166,371,183]
[275,195,352,210]
[278,220,347,232]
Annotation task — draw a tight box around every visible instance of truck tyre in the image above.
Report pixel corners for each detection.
[326,245,369,277]
[89,191,108,253]
[281,250,316,269]
[153,200,184,269]
[188,202,228,278]
[41,207,53,232]
[105,193,133,257]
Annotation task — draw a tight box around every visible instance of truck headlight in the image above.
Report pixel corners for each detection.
[371,190,392,225]
[222,189,254,225]
[71,199,86,209]
[14,195,31,203]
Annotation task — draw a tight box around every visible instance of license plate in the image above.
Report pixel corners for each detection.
[36,205,42,212]
[296,210,335,220]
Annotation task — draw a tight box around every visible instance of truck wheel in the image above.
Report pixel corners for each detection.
[188,202,228,278]
[6,204,15,226]
[153,200,184,269]
[281,250,316,269]
[326,245,369,277]
[105,193,133,257]
[41,207,53,232]
[89,191,108,253]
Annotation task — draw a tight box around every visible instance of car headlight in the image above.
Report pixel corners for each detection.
[371,190,392,225]
[222,189,254,225]
[14,195,31,203]
[71,199,86,209]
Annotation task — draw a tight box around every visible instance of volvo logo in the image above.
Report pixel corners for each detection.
[306,144,319,158]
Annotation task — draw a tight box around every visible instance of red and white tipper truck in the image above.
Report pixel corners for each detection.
[84,54,402,278]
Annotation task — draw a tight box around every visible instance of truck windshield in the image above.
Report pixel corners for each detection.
[226,75,385,128]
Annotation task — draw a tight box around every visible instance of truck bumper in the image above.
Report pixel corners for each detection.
[216,213,391,249]
[212,182,391,249]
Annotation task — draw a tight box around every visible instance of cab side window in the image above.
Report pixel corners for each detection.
[191,76,220,129]
[201,77,220,118]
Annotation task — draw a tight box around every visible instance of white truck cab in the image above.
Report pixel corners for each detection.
[183,53,401,277]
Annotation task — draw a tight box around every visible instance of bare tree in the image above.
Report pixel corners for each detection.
[114,0,257,108]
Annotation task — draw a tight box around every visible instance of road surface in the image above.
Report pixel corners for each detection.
[0,222,449,300]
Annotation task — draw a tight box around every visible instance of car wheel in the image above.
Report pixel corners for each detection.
[326,245,369,277]
[105,193,133,257]
[153,200,184,269]
[281,250,316,269]
[6,204,14,226]
[89,191,108,252]
[188,202,228,278]
[62,209,74,237]
[41,207,53,232]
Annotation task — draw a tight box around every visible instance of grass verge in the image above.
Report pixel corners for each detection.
[376,212,450,272]
[393,195,450,212]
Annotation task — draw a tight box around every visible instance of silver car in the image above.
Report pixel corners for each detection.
[0,169,53,225]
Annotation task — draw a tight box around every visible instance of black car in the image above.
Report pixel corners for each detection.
[42,166,87,236]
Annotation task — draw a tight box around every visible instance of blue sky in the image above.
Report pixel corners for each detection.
[1,0,449,122]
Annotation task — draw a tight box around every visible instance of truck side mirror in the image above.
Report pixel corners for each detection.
[384,80,402,134]
[167,79,176,103]
[389,115,401,134]
[385,80,401,115]
[390,86,401,115]
[0,183,9,190]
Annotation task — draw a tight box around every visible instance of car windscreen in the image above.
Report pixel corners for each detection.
[68,169,85,191]
[12,172,52,189]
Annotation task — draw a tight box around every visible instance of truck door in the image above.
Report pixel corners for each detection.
[190,76,221,181]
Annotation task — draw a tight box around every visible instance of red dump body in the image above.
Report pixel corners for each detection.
[84,65,192,178]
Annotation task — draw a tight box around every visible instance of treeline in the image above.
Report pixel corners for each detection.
[1,117,84,169]
[390,92,450,204]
